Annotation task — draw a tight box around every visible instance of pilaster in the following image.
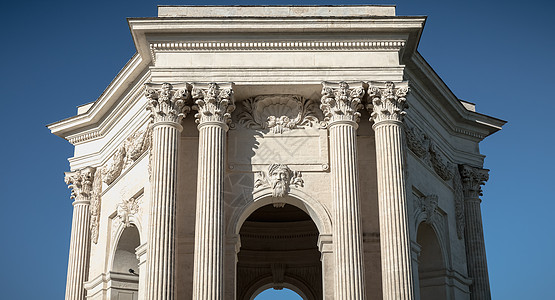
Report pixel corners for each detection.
[191,82,235,300]
[321,81,366,300]
[144,82,190,300]
[459,164,491,300]
[64,166,96,300]
[367,81,415,300]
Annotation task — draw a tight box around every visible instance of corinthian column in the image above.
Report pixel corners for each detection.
[144,82,190,300]
[191,82,235,300]
[367,81,415,300]
[64,166,95,300]
[459,165,491,300]
[321,81,366,300]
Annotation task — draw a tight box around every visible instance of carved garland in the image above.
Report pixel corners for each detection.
[238,95,320,133]
[452,168,466,239]
[405,125,453,181]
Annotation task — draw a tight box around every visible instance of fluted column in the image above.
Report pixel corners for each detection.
[64,167,96,300]
[367,81,415,300]
[144,82,190,300]
[191,82,235,300]
[459,165,491,300]
[321,81,366,300]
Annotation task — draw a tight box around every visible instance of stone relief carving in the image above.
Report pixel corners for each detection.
[320,81,365,124]
[429,144,454,181]
[90,168,103,244]
[367,81,409,123]
[416,194,440,225]
[459,164,489,199]
[254,164,304,200]
[145,82,191,124]
[192,82,235,125]
[116,196,140,228]
[453,168,466,239]
[102,128,152,186]
[65,167,96,201]
[405,126,454,182]
[238,95,320,133]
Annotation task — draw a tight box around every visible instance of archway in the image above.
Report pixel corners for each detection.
[417,223,448,300]
[110,225,141,300]
[237,204,322,300]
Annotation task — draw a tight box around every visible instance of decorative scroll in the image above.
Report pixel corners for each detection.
[238,95,319,133]
[320,81,365,124]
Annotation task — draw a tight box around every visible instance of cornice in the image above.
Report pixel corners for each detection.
[59,71,150,145]
[47,54,150,141]
[407,52,506,138]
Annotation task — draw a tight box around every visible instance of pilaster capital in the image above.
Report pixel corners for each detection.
[192,82,235,128]
[320,81,365,126]
[367,81,409,125]
[65,167,96,203]
[459,164,489,199]
[145,82,191,125]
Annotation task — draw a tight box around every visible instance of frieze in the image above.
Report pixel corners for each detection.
[237,95,320,133]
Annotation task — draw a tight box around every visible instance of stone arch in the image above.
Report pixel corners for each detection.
[229,186,333,237]
[249,278,313,300]
[416,222,449,300]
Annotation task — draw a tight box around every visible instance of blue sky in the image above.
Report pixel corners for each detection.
[0,0,553,299]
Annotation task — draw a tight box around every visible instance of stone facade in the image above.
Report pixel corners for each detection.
[48,5,506,300]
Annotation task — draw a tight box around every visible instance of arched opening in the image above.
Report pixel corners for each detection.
[237,204,322,300]
[110,225,140,300]
[417,223,448,300]
[254,287,304,299]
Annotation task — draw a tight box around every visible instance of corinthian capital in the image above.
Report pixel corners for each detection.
[459,165,489,199]
[145,82,191,124]
[65,167,96,202]
[367,81,409,124]
[192,82,235,127]
[320,81,365,125]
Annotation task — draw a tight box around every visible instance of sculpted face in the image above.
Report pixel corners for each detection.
[269,164,291,197]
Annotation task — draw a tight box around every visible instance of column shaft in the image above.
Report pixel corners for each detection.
[192,124,225,300]
[374,122,415,300]
[465,199,491,299]
[330,123,366,300]
[65,201,91,300]
[146,124,180,300]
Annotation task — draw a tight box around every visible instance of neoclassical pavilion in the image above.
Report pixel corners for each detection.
[49,5,505,300]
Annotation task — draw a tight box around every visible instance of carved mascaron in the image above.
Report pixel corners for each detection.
[255,164,304,198]
[238,95,320,133]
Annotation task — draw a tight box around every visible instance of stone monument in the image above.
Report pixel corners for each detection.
[49,5,505,300]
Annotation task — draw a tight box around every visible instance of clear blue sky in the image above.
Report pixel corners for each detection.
[0,0,553,299]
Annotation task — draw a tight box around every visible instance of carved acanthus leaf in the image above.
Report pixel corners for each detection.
[145,82,191,124]
[192,82,235,125]
[237,95,320,133]
[459,165,489,199]
[367,81,409,123]
[65,167,96,202]
[254,164,304,199]
[320,81,365,124]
